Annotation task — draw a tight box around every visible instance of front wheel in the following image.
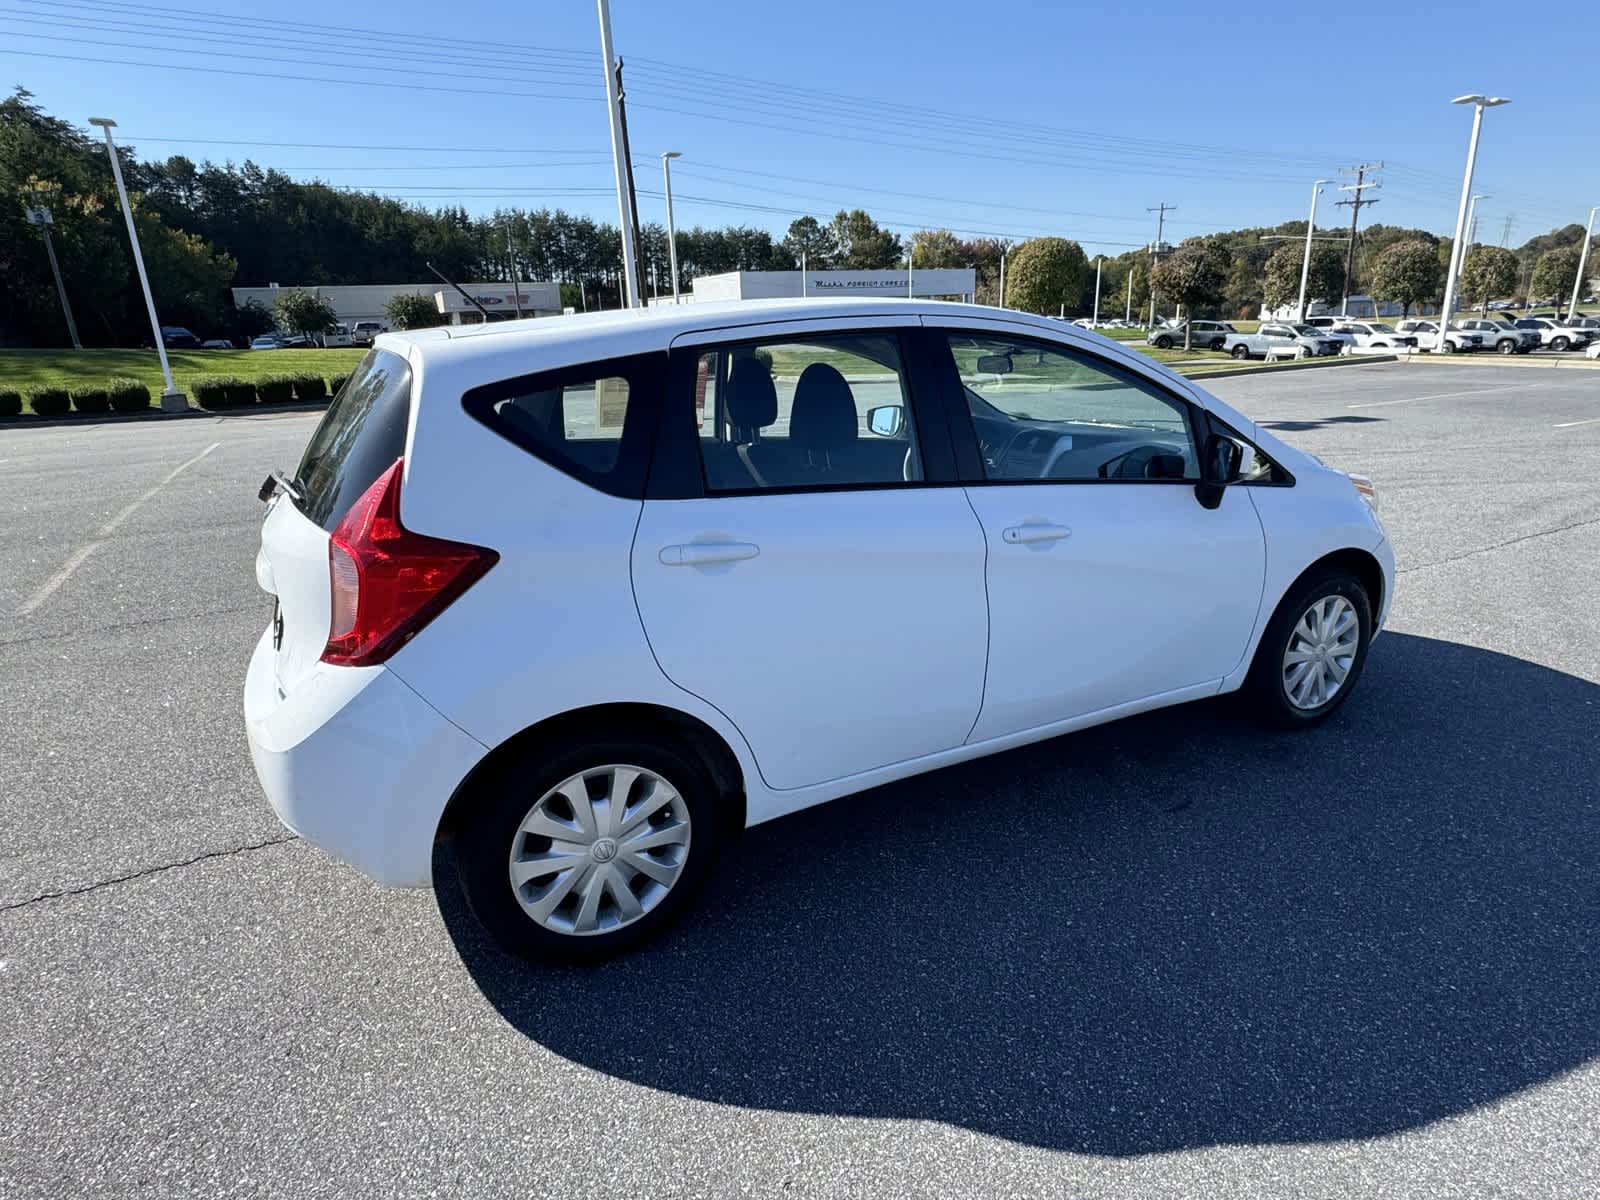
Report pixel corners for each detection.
[1155,335,1174,350]
[1439,339,1454,354]
[1552,336,1571,352]
[456,737,727,963]
[1497,339,1517,355]
[1242,568,1373,728]
[1232,344,1251,360]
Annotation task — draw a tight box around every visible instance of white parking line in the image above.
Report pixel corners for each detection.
[15,441,220,617]
[1347,384,1540,410]
[1554,416,1600,429]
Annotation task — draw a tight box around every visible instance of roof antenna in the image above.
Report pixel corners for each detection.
[427,262,493,322]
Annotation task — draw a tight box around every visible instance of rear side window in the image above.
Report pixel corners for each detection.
[462,352,664,498]
[293,348,412,531]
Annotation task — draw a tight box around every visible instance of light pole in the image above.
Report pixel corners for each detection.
[1465,192,1490,248]
[1092,256,1103,326]
[660,151,682,304]
[1439,95,1510,327]
[1296,180,1332,321]
[89,117,183,409]
[998,248,1007,308]
[1568,206,1593,320]
[906,235,915,298]
[22,183,81,350]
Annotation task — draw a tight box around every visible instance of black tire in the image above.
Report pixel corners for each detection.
[1439,339,1454,354]
[455,735,727,964]
[1242,566,1374,729]
[1497,339,1516,355]
[1155,335,1173,350]
[1552,336,1570,352]
[1231,344,1251,360]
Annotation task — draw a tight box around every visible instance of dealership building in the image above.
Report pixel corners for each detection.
[230,281,563,327]
[658,268,978,305]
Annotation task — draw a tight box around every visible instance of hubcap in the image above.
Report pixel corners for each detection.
[1282,594,1360,710]
[507,764,691,936]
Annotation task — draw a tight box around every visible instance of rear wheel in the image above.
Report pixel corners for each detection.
[1552,336,1571,352]
[1232,344,1251,360]
[1155,335,1174,350]
[1497,338,1517,355]
[456,736,726,963]
[1243,567,1373,728]
[1439,339,1455,354]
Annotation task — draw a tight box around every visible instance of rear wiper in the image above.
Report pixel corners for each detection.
[258,470,303,503]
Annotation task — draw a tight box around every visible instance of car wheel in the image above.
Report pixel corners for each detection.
[1232,344,1251,360]
[1439,339,1454,354]
[1497,339,1516,355]
[455,736,726,963]
[1210,338,1226,351]
[1552,336,1570,352]
[1155,335,1173,350]
[1243,567,1373,729]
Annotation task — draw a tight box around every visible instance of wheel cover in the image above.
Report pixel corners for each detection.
[1282,594,1360,710]
[507,763,691,936]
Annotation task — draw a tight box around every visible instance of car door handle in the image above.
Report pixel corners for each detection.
[1001,523,1072,545]
[659,542,760,566]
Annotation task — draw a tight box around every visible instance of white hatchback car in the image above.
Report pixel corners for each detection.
[245,299,1394,962]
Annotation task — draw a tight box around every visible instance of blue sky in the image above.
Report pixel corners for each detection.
[5,0,1596,251]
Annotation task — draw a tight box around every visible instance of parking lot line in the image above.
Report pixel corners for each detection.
[1553,416,1600,429]
[1347,384,1541,410]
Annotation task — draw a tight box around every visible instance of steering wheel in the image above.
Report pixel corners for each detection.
[1097,444,1187,480]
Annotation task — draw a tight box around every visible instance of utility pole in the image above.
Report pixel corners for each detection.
[614,57,647,304]
[1092,256,1102,326]
[595,0,642,307]
[506,222,523,318]
[1500,213,1515,248]
[998,248,1006,308]
[23,187,81,350]
[1147,203,1174,325]
[1335,163,1381,316]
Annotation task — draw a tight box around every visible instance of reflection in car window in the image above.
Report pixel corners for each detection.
[945,333,1197,482]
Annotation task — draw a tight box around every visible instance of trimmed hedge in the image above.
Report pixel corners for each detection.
[193,376,235,410]
[0,389,21,418]
[256,374,296,405]
[108,377,151,413]
[328,373,350,396]
[294,374,328,402]
[227,379,258,407]
[29,386,70,417]
[72,385,112,414]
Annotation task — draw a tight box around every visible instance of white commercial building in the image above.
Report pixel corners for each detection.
[659,268,977,305]
[231,281,563,328]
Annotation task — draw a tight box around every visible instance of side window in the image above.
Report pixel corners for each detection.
[691,333,920,493]
[945,332,1198,482]
[462,352,662,498]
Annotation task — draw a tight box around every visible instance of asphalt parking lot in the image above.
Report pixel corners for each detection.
[3,359,1598,1198]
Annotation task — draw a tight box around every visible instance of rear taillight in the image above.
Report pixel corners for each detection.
[321,459,497,667]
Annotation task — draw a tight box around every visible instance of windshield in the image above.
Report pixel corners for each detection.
[293,348,412,531]
[1369,324,1398,333]
[1291,325,1320,336]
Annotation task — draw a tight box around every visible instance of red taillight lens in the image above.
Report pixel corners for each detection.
[321,459,497,667]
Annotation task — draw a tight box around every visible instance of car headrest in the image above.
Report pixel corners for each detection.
[726,357,777,435]
[789,363,858,451]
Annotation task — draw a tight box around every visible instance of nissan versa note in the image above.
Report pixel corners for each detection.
[245,298,1394,962]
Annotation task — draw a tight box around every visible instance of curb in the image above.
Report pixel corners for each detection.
[1398,352,1600,371]
[0,399,330,430]
[1181,354,1398,381]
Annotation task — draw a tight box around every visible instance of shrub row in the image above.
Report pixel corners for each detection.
[1,374,336,419]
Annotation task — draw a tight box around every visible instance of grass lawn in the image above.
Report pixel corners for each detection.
[0,348,367,413]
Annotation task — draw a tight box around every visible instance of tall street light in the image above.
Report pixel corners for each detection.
[90,116,184,409]
[1092,255,1103,326]
[1465,192,1490,247]
[1296,179,1333,321]
[1439,95,1510,327]
[660,151,682,304]
[1568,205,1598,317]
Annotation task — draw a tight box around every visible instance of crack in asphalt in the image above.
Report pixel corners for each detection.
[1398,514,1600,575]
[0,835,299,914]
[0,602,265,649]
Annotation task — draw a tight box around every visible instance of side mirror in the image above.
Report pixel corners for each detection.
[975,353,1013,375]
[1194,432,1243,510]
[866,404,905,437]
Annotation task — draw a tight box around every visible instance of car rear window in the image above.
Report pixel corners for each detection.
[292,348,412,530]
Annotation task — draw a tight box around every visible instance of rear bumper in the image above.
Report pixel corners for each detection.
[243,628,487,887]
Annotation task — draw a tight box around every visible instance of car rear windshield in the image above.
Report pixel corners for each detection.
[292,348,412,530]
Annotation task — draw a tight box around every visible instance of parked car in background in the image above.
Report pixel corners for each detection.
[351,320,387,345]
[200,338,234,350]
[1327,322,1419,351]
[1222,323,1343,360]
[249,334,283,350]
[1513,317,1594,351]
[1455,319,1538,355]
[1147,320,1236,350]
[161,326,201,349]
[1587,341,1600,359]
[1394,320,1483,354]
[318,324,354,348]
[244,299,1393,962]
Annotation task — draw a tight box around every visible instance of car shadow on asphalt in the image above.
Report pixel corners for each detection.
[1260,415,1386,432]
[435,632,1600,1154]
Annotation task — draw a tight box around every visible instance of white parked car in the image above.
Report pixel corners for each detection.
[245,299,1395,962]
[1512,317,1594,351]
[1587,341,1600,359]
[1394,320,1483,354]
[1454,319,1539,355]
[1327,321,1419,352]
[1221,323,1342,360]
[351,320,387,346]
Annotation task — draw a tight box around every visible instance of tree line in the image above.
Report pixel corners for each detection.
[3,88,1593,348]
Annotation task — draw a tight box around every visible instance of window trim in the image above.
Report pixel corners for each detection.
[927,326,1209,487]
[645,325,959,500]
[460,350,666,500]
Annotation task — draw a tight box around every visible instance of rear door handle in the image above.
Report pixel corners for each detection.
[1001,523,1071,545]
[659,542,760,566]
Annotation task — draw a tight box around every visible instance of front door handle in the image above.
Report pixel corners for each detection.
[1001,523,1072,545]
[659,542,760,566]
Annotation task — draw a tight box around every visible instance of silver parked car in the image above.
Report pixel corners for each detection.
[1146,320,1236,351]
